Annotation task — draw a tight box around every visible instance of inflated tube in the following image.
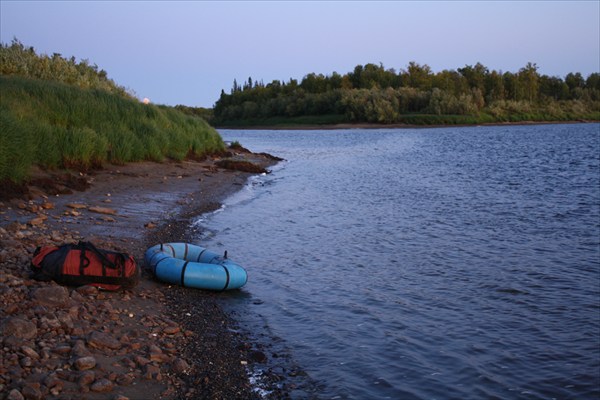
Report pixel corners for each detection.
[144,243,247,290]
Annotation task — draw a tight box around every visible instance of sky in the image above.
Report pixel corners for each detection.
[1,1,599,108]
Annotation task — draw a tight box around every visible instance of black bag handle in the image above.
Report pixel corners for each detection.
[78,241,121,270]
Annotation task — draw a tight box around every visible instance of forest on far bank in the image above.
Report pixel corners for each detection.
[201,62,599,126]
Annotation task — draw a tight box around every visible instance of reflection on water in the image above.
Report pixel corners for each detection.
[196,124,599,399]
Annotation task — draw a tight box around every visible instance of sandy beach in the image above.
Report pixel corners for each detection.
[0,148,283,399]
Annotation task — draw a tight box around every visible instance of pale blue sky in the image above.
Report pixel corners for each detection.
[1,1,598,107]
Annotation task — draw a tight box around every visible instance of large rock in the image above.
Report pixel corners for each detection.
[21,382,42,400]
[90,378,114,392]
[0,317,37,339]
[6,389,24,400]
[74,356,97,371]
[32,286,69,307]
[87,331,121,350]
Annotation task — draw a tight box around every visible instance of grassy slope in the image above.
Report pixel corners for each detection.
[0,75,225,182]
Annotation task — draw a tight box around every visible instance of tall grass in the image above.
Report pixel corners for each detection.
[0,75,225,182]
[1,39,131,98]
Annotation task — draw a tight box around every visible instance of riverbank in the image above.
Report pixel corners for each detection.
[0,148,285,399]
[216,119,599,131]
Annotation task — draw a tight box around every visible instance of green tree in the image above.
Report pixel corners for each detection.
[539,75,569,100]
[433,69,468,97]
[565,72,585,99]
[586,73,600,90]
[518,62,539,102]
[485,70,505,103]
[503,72,520,100]
[458,62,488,93]
[403,62,433,90]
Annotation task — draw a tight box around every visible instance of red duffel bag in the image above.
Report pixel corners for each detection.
[31,241,139,291]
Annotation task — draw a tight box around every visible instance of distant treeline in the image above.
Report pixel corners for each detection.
[211,62,600,126]
[0,40,224,183]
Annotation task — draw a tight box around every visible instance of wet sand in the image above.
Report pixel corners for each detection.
[0,149,283,399]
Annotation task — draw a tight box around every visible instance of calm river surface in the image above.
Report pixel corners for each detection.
[196,124,599,399]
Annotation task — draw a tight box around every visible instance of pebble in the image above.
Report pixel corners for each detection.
[20,345,40,359]
[74,356,97,371]
[88,206,117,215]
[144,365,162,381]
[28,216,47,226]
[72,339,92,357]
[90,378,114,393]
[164,326,181,335]
[66,203,87,209]
[171,358,190,374]
[41,202,55,210]
[76,285,99,296]
[78,370,96,386]
[133,355,150,367]
[44,372,62,389]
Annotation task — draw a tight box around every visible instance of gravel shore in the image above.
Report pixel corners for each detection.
[0,148,285,400]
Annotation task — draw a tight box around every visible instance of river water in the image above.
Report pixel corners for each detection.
[195,124,599,399]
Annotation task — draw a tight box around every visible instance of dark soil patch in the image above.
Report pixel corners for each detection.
[1,173,90,201]
[30,173,90,195]
[215,160,268,174]
[0,180,29,201]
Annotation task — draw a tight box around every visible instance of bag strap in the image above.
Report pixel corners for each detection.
[78,241,121,270]
[79,249,90,276]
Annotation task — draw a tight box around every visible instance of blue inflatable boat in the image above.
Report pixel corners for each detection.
[144,243,247,290]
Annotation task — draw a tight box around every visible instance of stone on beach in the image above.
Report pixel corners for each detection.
[66,203,88,209]
[163,325,180,334]
[41,201,55,209]
[76,285,99,296]
[32,286,70,307]
[88,206,117,215]
[171,357,190,374]
[28,215,47,226]
[6,389,25,400]
[74,356,97,370]
[21,383,42,400]
[0,317,38,339]
[20,345,40,359]
[72,339,92,357]
[90,378,114,392]
[88,331,122,350]
[78,370,96,386]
